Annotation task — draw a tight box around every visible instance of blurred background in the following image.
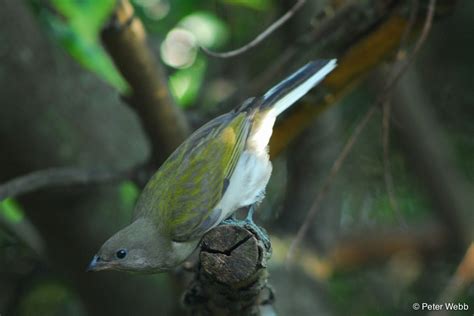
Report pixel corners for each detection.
[0,0,473,315]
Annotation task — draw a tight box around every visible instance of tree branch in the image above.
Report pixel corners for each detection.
[429,243,474,316]
[0,167,138,202]
[184,225,274,315]
[101,0,190,164]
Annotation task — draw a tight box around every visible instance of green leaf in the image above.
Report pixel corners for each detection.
[220,0,272,10]
[169,57,207,107]
[39,0,128,92]
[18,281,85,316]
[119,181,140,210]
[0,198,25,224]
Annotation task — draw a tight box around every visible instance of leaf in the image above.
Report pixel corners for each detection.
[169,57,207,107]
[119,180,140,210]
[37,0,128,92]
[221,0,272,10]
[179,11,229,49]
[0,198,24,224]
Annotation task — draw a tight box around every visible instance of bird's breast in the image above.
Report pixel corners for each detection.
[214,150,272,222]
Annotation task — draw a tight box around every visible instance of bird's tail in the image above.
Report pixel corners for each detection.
[261,59,337,117]
[246,59,337,154]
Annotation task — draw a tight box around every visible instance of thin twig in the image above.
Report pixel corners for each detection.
[202,0,306,58]
[381,0,419,228]
[381,0,436,97]
[286,0,437,264]
[0,167,138,201]
[206,0,397,118]
[286,106,378,264]
[398,0,420,54]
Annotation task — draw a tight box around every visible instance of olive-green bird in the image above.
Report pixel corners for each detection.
[87,59,337,273]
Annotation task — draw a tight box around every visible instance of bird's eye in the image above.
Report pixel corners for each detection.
[116,249,127,259]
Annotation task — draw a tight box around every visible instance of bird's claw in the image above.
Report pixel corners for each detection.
[220,205,271,251]
[243,220,271,251]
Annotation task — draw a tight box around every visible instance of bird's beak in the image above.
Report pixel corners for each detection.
[86,255,109,272]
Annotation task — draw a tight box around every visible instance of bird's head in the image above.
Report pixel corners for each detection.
[87,218,173,273]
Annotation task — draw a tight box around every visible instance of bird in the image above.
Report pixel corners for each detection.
[87,59,337,273]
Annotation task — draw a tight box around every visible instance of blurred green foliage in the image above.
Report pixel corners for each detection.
[179,11,229,49]
[119,180,140,210]
[18,281,85,316]
[29,0,128,92]
[28,0,273,107]
[157,9,229,106]
[169,57,207,107]
[221,0,271,10]
[0,198,25,224]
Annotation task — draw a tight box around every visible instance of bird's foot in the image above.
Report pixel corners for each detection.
[242,220,271,251]
[221,214,239,226]
[220,206,271,251]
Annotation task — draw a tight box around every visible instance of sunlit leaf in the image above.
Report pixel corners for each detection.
[0,198,24,224]
[179,11,229,49]
[133,0,170,21]
[169,57,207,107]
[119,181,140,210]
[221,0,272,10]
[36,0,128,92]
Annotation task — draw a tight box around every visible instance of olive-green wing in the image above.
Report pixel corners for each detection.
[134,110,251,242]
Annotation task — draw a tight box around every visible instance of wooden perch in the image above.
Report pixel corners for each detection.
[101,0,190,164]
[184,225,274,316]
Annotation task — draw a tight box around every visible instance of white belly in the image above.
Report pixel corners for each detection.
[214,110,276,222]
[215,150,272,221]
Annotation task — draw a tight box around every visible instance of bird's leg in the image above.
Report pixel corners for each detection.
[243,204,271,250]
[221,213,239,225]
[245,204,257,223]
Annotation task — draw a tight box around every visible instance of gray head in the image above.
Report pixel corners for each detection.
[87,218,172,273]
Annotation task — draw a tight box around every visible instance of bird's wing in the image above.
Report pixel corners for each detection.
[134,110,252,242]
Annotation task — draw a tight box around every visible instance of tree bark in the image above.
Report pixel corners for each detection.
[101,0,190,165]
[184,225,274,316]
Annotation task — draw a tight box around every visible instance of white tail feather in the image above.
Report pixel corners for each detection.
[248,59,337,154]
[267,59,337,117]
